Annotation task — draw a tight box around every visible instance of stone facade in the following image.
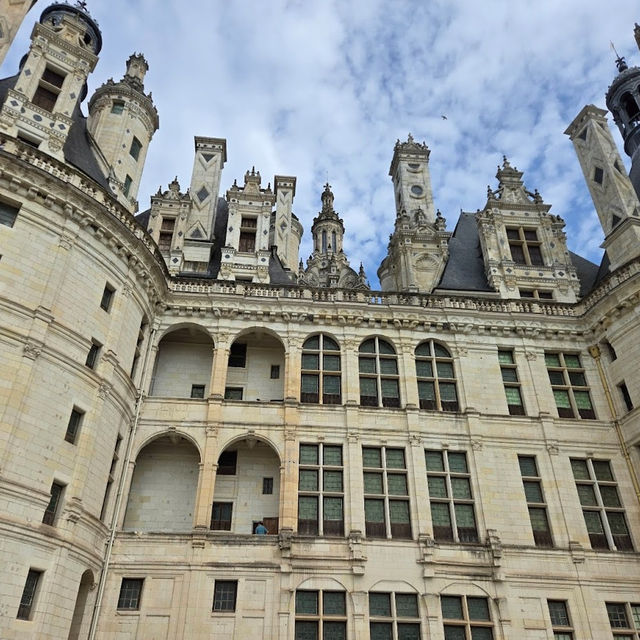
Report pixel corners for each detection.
[0,5,640,640]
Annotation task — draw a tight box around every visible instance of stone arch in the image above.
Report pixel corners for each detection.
[368,579,420,593]
[211,434,282,534]
[150,324,214,398]
[225,326,286,402]
[134,428,203,462]
[294,576,349,592]
[439,581,494,598]
[123,434,200,532]
[67,569,95,640]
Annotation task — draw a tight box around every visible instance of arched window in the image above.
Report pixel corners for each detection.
[322,230,327,253]
[621,92,640,121]
[415,341,459,411]
[301,335,341,404]
[359,338,400,408]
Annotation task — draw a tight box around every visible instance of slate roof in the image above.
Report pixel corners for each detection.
[0,73,109,189]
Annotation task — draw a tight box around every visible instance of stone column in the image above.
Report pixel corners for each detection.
[279,429,299,531]
[193,426,220,529]
[408,433,429,536]
[343,339,360,405]
[209,332,231,400]
[398,339,418,408]
[346,428,365,534]
[284,336,302,402]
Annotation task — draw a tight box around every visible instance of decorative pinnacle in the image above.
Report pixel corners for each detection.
[611,42,628,72]
[635,23,640,52]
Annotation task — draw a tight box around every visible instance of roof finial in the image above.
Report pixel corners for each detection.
[611,41,628,72]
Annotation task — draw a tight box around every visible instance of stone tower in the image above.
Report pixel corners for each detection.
[565,27,640,272]
[0,2,100,159]
[88,53,159,213]
[378,135,451,292]
[299,183,368,289]
[0,0,37,67]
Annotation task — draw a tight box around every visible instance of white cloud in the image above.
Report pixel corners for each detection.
[3,0,639,287]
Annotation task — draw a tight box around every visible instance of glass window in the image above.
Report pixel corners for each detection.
[442,595,494,639]
[42,481,64,526]
[117,578,143,610]
[213,580,237,612]
[506,226,544,266]
[17,569,42,620]
[359,338,400,408]
[301,335,341,404]
[415,341,459,411]
[518,455,553,547]
[296,590,346,640]
[545,353,595,419]
[369,592,420,639]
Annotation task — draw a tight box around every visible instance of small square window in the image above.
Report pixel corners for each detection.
[0,201,19,227]
[263,477,273,494]
[65,408,84,444]
[190,384,205,399]
[100,284,115,311]
[224,387,243,400]
[213,580,237,612]
[593,167,604,184]
[117,578,143,610]
[270,364,280,379]
[111,101,124,114]
[129,137,142,161]
[85,340,101,369]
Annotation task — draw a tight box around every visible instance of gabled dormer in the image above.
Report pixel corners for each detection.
[0,3,100,160]
[476,158,580,302]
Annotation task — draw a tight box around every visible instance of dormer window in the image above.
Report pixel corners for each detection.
[506,227,544,266]
[158,217,175,253]
[239,216,257,253]
[32,67,65,112]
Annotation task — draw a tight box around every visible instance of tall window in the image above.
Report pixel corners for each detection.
[129,136,142,161]
[426,450,478,543]
[570,458,633,551]
[369,592,421,640]
[606,602,640,638]
[0,201,18,227]
[548,600,574,639]
[158,217,175,253]
[32,66,65,112]
[211,502,233,530]
[17,569,42,620]
[123,175,133,197]
[359,338,400,408]
[239,216,257,252]
[415,341,459,411]
[506,227,544,265]
[213,581,237,612]
[441,595,494,639]
[298,444,344,536]
[65,407,84,444]
[42,481,64,526]
[301,335,341,404]
[85,339,101,369]
[545,353,595,419]
[117,578,143,610]
[498,350,525,415]
[296,590,347,640]
[130,318,147,379]
[518,455,553,547]
[100,283,115,312]
[100,435,122,521]
[363,447,411,539]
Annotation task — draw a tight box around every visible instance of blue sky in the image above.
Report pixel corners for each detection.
[3,1,640,288]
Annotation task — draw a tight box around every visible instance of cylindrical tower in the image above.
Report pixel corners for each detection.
[88,53,159,212]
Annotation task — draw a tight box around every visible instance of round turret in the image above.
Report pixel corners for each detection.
[40,2,102,54]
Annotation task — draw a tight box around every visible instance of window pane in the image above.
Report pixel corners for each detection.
[630,604,640,629]
[381,378,400,399]
[573,391,592,410]
[439,382,458,402]
[378,340,395,355]
[322,376,341,399]
[454,503,476,528]
[395,593,418,618]
[428,476,448,498]
[370,623,393,640]
[607,603,629,628]
[359,339,376,353]
[431,502,452,526]
[415,342,431,356]
[548,601,570,626]
[467,597,490,620]
[323,622,346,640]
[523,481,543,503]
[295,621,318,640]
[323,336,339,351]
[302,374,319,393]
[360,377,378,395]
[418,380,436,400]
[388,474,408,495]
[544,353,561,367]
[436,361,454,378]
[583,510,604,533]
[416,360,433,377]
[501,369,518,383]
[304,336,320,350]
[380,359,398,375]
[441,595,463,619]
[498,350,514,364]
[444,627,466,640]
[563,354,581,368]
[553,390,571,409]
[300,445,319,465]
[593,460,614,481]
[298,496,318,519]
[548,371,565,385]
[389,500,410,523]
[600,485,621,507]
[359,358,377,373]
[425,450,444,471]
[364,472,384,494]
[370,592,392,616]
[323,355,341,371]
[323,446,342,466]
[471,629,494,640]
[323,497,343,521]
[302,354,320,370]
[299,469,319,491]
[365,499,385,523]
[434,344,451,357]
[296,591,318,615]
[607,511,630,535]
[323,470,343,492]
[568,371,587,386]
[451,477,472,499]
[323,591,346,616]
[385,449,406,469]
[570,459,590,480]
[529,507,550,532]
[363,448,382,468]
[397,623,421,639]
[448,452,468,473]
[518,456,538,477]
[577,485,597,506]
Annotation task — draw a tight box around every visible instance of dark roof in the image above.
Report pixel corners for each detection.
[436,212,493,292]
[135,208,151,229]
[0,73,109,189]
[569,250,603,297]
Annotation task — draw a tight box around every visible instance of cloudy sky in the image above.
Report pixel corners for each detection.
[3,1,640,287]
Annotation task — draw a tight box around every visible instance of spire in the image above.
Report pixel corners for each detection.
[635,23,640,52]
[319,183,339,221]
[123,53,149,92]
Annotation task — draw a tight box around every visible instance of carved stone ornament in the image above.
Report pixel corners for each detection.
[97,383,112,400]
[22,340,42,360]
